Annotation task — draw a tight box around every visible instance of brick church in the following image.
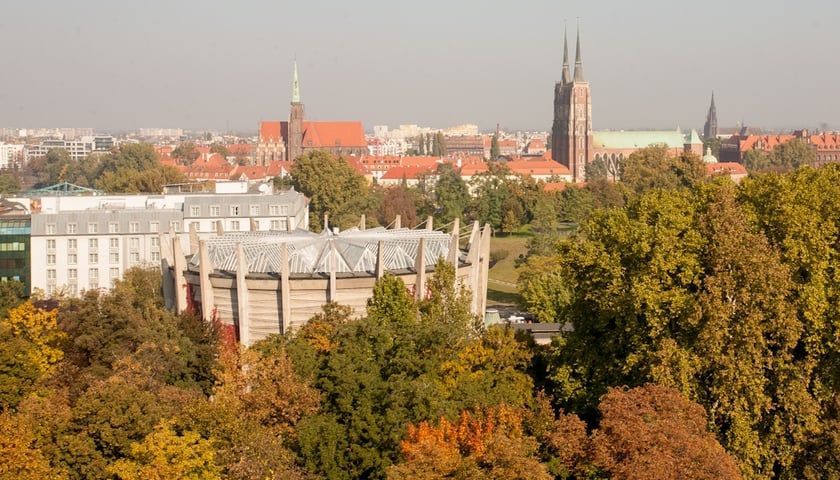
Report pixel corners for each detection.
[255,63,367,166]
[551,28,704,183]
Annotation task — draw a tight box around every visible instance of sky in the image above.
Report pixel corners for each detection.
[1,0,838,134]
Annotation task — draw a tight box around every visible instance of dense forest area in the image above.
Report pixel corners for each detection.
[2,148,840,478]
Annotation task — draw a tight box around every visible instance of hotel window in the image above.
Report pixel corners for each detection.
[270,205,279,216]
[271,219,288,230]
[47,269,56,280]
[129,252,140,264]
[230,220,240,231]
[88,281,98,290]
[68,284,78,296]
[151,237,159,248]
[110,253,119,264]
[89,253,98,264]
[210,206,221,217]
[68,269,77,279]
[47,254,56,265]
[109,238,119,249]
[110,267,119,278]
[190,206,201,217]
[151,251,160,262]
[46,223,56,235]
[150,221,159,233]
[230,205,240,216]
[67,239,77,250]
[89,268,99,279]
[68,254,77,265]
[129,237,140,250]
[129,222,139,233]
[88,222,98,234]
[250,204,260,216]
[210,220,219,231]
[108,222,119,233]
[170,221,180,232]
[190,221,200,232]
[89,238,98,250]
[66,223,77,234]
[47,239,56,250]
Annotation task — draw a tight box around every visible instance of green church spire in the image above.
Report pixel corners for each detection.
[292,61,300,103]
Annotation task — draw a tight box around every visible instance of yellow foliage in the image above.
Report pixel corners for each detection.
[2,301,65,374]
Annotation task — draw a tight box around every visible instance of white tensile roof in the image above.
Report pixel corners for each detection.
[188,227,452,275]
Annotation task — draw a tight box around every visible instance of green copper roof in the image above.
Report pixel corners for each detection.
[687,129,702,145]
[292,61,300,103]
[592,130,687,150]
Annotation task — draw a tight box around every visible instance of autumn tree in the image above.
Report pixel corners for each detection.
[0,411,63,479]
[171,142,200,164]
[591,384,740,480]
[388,405,552,480]
[107,419,220,480]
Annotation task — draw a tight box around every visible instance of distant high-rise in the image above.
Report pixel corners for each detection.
[704,92,718,139]
[551,25,592,183]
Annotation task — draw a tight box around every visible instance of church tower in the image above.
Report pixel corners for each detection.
[703,91,718,139]
[288,61,304,161]
[551,25,592,183]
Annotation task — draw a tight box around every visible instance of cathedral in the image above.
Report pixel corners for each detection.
[551,28,705,183]
[254,63,367,166]
[551,27,592,183]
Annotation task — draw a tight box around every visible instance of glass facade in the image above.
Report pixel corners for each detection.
[0,217,31,293]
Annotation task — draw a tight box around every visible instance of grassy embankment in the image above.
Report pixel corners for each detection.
[486,225,577,307]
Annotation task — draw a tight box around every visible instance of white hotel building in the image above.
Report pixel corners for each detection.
[26,182,308,297]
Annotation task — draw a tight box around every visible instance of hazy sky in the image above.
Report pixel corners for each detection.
[1,0,838,133]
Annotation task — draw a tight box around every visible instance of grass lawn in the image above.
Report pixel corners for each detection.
[486,230,531,307]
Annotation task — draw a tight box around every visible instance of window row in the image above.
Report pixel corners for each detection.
[191,205,289,217]
[44,221,179,235]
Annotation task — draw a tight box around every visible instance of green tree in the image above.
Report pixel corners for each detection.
[620,145,705,195]
[433,163,470,227]
[490,132,500,160]
[171,142,200,164]
[290,150,370,231]
[0,173,20,194]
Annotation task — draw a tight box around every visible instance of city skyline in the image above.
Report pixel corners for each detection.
[2,0,838,133]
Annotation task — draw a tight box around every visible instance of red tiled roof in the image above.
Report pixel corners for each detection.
[302,121,366,148]
[260,121,283,142]
[460,163,489,176]
[505,160,571,176]
[227,143,253,155]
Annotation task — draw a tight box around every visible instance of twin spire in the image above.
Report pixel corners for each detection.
[561,23,584,84]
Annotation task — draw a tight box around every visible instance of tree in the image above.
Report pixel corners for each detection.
[388,406,552,480]
[373,185,420,228]
[107,419,220,480]
[0,173,19,194]
[2,301,64,374]
[209,143,229,157]
[591,384,740,480]
[433,162,470,226]
[289,150,370,231]
[171,142,200,164]
[490,132,500,160]
[620,145,705,195]
[0,411,63,479]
